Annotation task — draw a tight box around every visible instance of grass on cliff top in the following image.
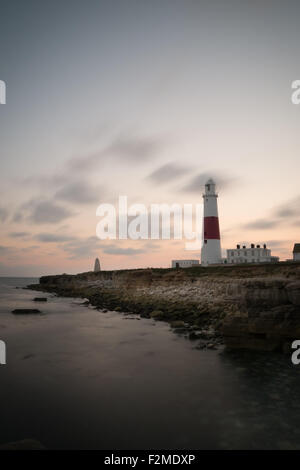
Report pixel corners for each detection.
[40,261,300,283]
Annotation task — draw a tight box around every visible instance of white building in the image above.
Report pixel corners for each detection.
[172,260,200,268]
[201,178,222,266]
[226,244,275,264]
[293,244,300,262]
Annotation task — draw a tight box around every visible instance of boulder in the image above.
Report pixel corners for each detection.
[12,309,41,314]
[149,310,164,319]
[170,320,185,328]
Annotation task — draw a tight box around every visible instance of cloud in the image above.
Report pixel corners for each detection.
[12,211,24,223]
[107,135,163,162]
[27,200,75,224]
[242,195,300,231]
[0,262,54,277]
[181,172,236,193]
[69,133,164,172]
[62,236,101,259]
[0,207,8,222]
[102,244,146,255]
[61,236,146,259]
[0,245,13,254]
[9,232,30,238]
[22,173,68,190]
[274,196,300,219]
[55,181,104,205]
[35,233,76,243]
[147,163,190,184]
[264,240,287,247]
[243,219,279,230]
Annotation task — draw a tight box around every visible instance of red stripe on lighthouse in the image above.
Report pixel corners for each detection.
[204,217,220,239]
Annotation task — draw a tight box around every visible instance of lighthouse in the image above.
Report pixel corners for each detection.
[201,178,222,266]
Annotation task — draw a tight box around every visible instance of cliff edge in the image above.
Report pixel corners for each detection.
[29,263,300,353]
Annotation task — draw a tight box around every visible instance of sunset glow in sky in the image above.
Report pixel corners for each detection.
[1,0,300,276]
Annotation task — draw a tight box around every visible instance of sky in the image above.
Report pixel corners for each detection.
[0,0,300,276]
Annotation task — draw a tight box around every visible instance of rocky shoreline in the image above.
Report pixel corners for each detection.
[28,263,300,353]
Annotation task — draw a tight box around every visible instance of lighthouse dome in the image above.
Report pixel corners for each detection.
[204,178,217,196]
[206,178,215,185]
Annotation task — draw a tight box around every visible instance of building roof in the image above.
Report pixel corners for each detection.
[293,243,300,253]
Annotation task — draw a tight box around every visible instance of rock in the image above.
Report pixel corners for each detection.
[33,297,47,302]
[31,263,300,353]
[189,331,200,340]
[12,309,41,314]
[173,327,189,335]
[170,320,185,328]
[149,310,164,319]
[286,281,300,306]
[140,312,150,318]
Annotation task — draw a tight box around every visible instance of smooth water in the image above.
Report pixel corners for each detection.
[0,277,299,450]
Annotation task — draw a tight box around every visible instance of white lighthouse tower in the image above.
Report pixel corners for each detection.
[201,178,222,266]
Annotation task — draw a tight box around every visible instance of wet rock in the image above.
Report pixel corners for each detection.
[149,310,164,319]
[173,327,189,335]
[12,309,41,314]
[286,281,300,306]
[170,320,185,328]
[189,331,201,340]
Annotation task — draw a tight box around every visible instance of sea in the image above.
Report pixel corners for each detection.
[0,276,300,450]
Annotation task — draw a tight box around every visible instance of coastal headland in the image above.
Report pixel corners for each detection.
[29,263,300,353]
